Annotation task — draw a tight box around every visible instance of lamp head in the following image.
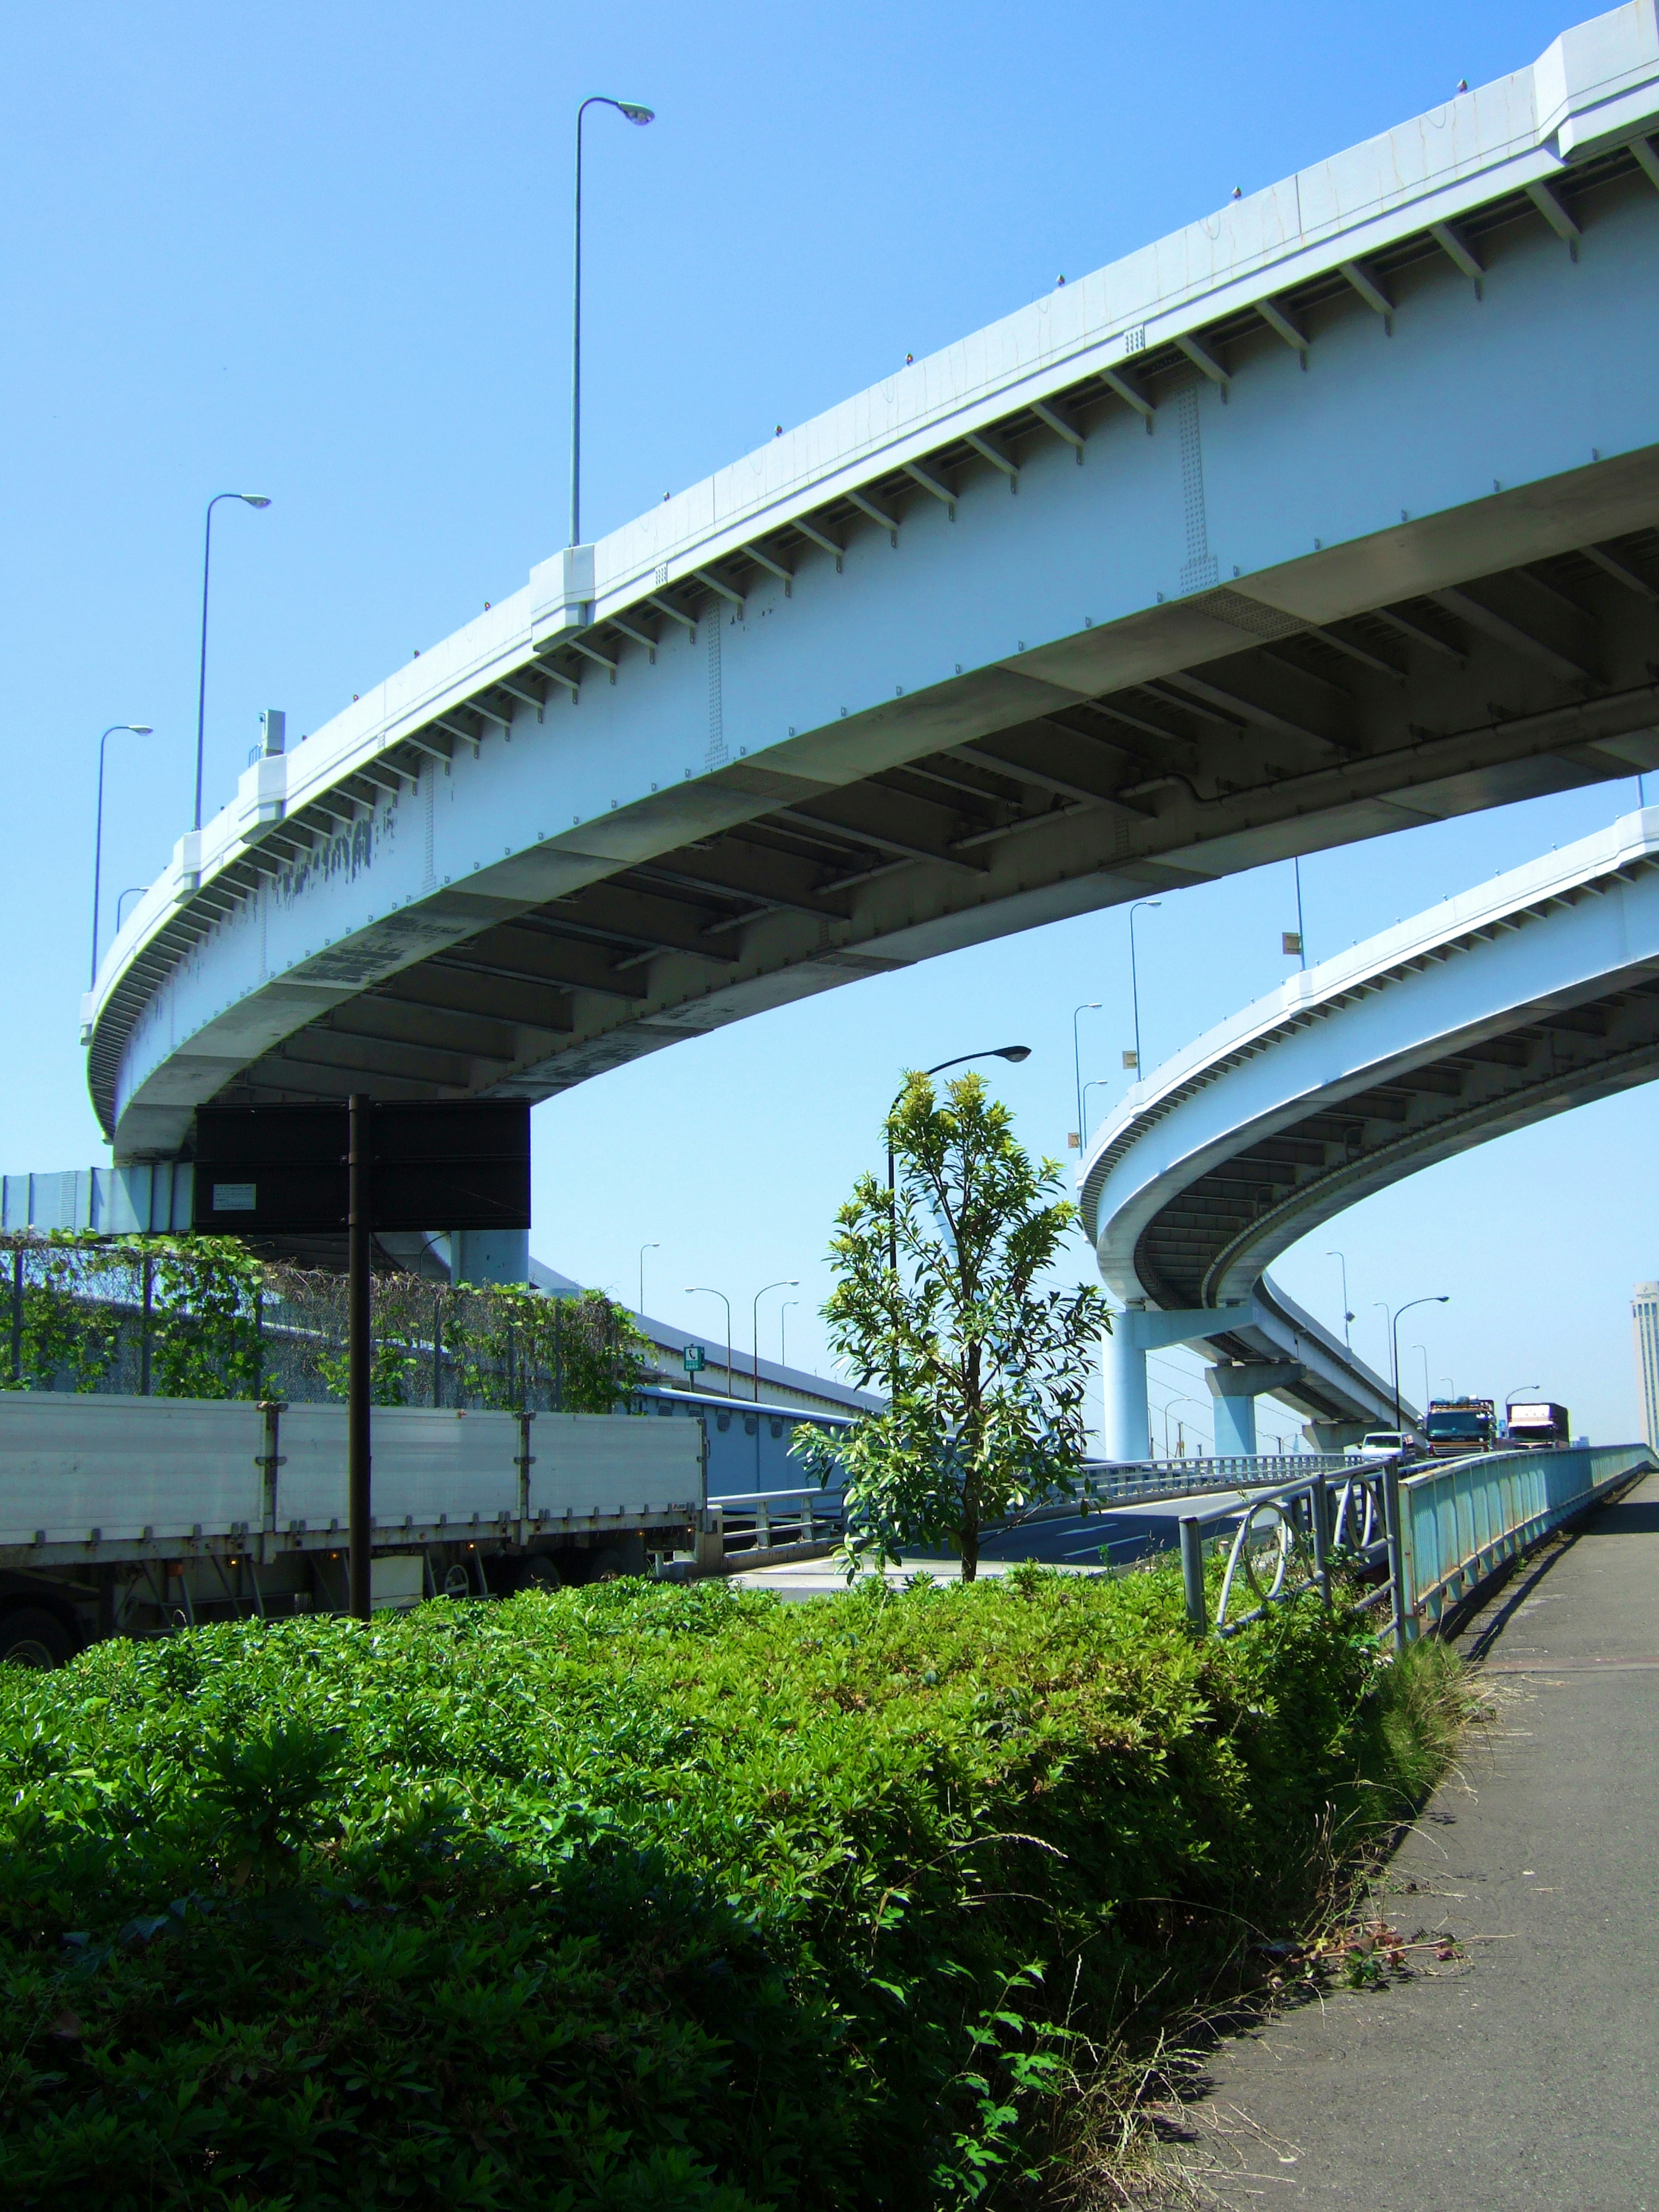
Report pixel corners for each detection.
[238,494,272,509]
[996,1046,1033,1062]
[617,102,655,124]
[130,724,154,735]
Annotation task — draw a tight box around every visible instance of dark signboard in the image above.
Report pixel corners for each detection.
[191,1100,531,1236]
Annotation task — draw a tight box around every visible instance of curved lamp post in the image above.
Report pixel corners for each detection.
[195,492,271,832]
[1127,901,1162,1075]
[1326,1249,1353,1348]
[887,1046,1031,1273]
[637,1241,659,1319]
[751,1279,798,1401]
[1071,1003,1100,1147]
[91,724,155,988]
[571,96,654,547]
[1386,1294,1449,1435]
[779,1299,799,1371]
[1159,1392,1202,1459]
[685,1285,732,1396]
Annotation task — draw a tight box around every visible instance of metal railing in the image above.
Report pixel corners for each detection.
[1173,1444,1653,1644]
[706,1486,844,1558]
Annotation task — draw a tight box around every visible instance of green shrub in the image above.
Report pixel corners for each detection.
[0,1570,1425,2209]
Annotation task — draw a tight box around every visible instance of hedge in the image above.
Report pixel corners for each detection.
[0,1565,1437,2209]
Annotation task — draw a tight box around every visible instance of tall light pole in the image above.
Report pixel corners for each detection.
[779,1299,799,1371]
[1413,1344,1431,1412]
[1327,1249,1353,1348]
[752,1280,798,1402]
[195,492,271,833]
[570,95,655,547]
[1127,900,1162,1076]
[685,1286,732,1396]
[114,887,149,931]
[1159,1393,1202,1458]
[1082,1079,1113,1142]
[1385,1295,1449,1435]
[1072,1003,1100,1147]
[91,725,155,988]
[887,1046,1031,1274]
[637,1242,659,1319]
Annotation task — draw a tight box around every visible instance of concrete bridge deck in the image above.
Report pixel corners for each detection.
[1181,1468,1659,2210]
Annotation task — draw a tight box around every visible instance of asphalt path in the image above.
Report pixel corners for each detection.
[727,1490,1251,1597]
[1179,1471,1659,2212]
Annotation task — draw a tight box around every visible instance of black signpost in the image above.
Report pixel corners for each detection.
[192,1096,531,1621]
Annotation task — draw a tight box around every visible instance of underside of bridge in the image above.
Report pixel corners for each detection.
[89,121,1659,1152]
[1137,966,1659,1317]
[208,493,1659,1118]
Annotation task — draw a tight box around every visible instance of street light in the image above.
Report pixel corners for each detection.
[114,887,149,931]
[1412,1344,1431,1413]
[1384,1295,1449,1435]
[91,725,155,989]
[685,1286,732,1395]
[887,1047,1031,1273]
[570,96,655,548]
[1159,1393,1202,1458]
[1505,1382,1540,1437]
[1127,901,1162,1075]
[752,1280,798,1401]
[779,1299,799,1371]
[194,492,271,833]
[1071,1003,1100,1148]
[1081,1078,1113,1142]
[637,1242,659,1319]
[1326,1249,1353,1348]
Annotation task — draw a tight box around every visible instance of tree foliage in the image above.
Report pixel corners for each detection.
[797,1071,1112,1579]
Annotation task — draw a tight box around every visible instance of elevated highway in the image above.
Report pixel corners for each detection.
[1081,807,1659,1455]
[88,5,1659,1272]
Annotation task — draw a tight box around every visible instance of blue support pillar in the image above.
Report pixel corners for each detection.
[1204,1361,1305,1458]
[1103,1305,1253,1462]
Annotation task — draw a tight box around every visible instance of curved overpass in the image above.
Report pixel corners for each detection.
[1080,805,1659,1455]
[90,4,1659,1212]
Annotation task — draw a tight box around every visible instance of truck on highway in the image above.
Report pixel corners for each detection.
[0,1386,846,1668]
[1423,1398,1498,1457]
[1505,1399,1572,1447]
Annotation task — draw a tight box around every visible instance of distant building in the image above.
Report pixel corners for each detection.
[1632,1284,1659,1452]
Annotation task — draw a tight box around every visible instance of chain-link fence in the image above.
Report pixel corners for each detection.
[0,1234,655,1411]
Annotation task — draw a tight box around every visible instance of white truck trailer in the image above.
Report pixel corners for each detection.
[0,1392,708,1665]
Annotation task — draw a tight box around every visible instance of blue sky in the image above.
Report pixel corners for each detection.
[2,0,1649,1441]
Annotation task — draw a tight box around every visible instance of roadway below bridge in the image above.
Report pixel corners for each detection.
[726,1487,1257,1594]
[1177,1470,1659,2211]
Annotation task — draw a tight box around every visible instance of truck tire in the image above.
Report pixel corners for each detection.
[0,1607,73,1669]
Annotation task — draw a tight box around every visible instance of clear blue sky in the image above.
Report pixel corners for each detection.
[3,0,1649,1440]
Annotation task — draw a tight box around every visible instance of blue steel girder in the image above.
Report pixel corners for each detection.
[88,3,1659,1155]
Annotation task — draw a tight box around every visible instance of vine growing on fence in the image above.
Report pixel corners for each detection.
[0,1233,655,1411]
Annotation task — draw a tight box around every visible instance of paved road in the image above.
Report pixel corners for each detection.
[1181,1472,1659,2212]
[728,1491,1251,1598]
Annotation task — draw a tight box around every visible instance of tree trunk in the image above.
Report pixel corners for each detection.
[961,1519,979,1583]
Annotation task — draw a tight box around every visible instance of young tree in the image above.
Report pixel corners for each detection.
[795,1071,1112,1580]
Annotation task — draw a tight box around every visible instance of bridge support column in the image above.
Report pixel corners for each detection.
[1103,1321,1153,1463]
[1205,1362,1304,1456]
[451,1229,530,1286]
[1102,1305,1249,1462]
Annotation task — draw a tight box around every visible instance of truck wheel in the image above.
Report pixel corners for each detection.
[0,1608,73,1669]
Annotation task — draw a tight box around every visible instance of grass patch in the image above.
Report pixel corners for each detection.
[0,1565,1457,2209]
